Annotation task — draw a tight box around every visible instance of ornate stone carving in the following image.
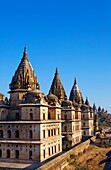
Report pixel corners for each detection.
[69,78,83,104]
[23,89,45,104]
[61,99,72,107]
[45,93,58,106]
[49,68,67,102]
[9,47,40,91]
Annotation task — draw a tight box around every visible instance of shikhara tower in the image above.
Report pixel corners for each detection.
[9,47,40,109]
[49,68,67,102]
[0,47,98,163]
[69,78,83,104]
[0,48,62,163]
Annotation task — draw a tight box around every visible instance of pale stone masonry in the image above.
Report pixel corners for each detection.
[61,103,82,149]
[49,71,82,149]
[81,100,94,136]
[0,47,98,163]
[0,48,62,163]
[69,79,96,138]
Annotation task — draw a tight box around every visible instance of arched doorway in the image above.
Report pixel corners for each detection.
[15,150,19,159]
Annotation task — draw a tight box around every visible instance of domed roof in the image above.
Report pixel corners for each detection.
[23,86,44,104]
[62,99,72,107]
[73,101,79,107]
[81,102,89,111]
[9,47,40,91]
[46,93,58,106]
[47,93,58,101]
[28,88,43,95]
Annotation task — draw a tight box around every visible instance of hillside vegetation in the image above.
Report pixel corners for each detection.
[63,145,111,170]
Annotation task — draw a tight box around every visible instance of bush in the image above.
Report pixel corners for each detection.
[70,154,77,160]
[83,149,87,153]
[78,152,83,156]
[75,166,89,170]
[68,154,77,165]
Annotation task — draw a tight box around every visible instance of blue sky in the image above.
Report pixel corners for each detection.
[0,0,111,111]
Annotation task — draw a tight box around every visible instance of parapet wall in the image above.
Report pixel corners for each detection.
[37,137,95,170]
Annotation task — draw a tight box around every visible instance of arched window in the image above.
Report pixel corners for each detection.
[52,146,53,154]
[7,130,11,138]
[7,149,10,158]
[1,110,4,120]
[29,151,32,159]
[48,113,50,119]
[15,130,19,138]
[29,130,33,139]
[90,112,93,118]
[15,113,19,120]
[30,113,33,120]
[43,150,45,158]
[15,150,19,159]
[0,130,3,138]
[75,112,78,119]
[0,149,2,158]
[64,114,67,120]
[64,126,67,132]
[48,147,50,156]
[83,122,85,127]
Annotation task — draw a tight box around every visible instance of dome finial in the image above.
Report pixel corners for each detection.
[23,45,28,59]
[56,67,58,74]
[24,45,26,52]
[74,78,77,85]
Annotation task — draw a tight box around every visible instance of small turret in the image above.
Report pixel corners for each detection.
[85,97,90,107]
[93,103,97,113]
[23,46,28,59]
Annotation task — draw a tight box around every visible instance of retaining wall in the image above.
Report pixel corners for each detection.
[37,137,95,170]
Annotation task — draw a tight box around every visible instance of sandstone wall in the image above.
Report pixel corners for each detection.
[37,137,96,170]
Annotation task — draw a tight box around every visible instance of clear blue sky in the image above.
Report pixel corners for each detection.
[0,0,111,111]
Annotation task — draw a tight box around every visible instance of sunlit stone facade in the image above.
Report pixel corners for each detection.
[61,103,82,149]
[69,79,95,138]
[0,47,97,163]
[81,103,94,136]
[0,48,62,163]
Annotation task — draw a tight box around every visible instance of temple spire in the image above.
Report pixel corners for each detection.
[9,47,40,91]
[74,78,77,85]
[93,103,97,112]
[69,78,83,104]
[23,46,28,59]
[56,67,58,74]
[85,97,90,106]
[49,68,67,101]
[24,46,27,52]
